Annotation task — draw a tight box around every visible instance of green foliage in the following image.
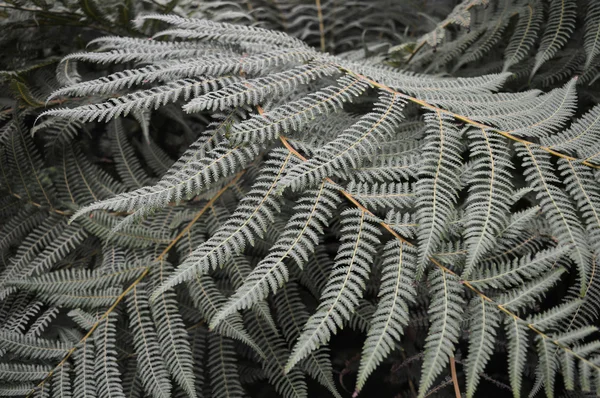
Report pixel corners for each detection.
[2,1,600,398]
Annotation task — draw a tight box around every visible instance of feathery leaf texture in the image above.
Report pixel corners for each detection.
[286,209,381,373]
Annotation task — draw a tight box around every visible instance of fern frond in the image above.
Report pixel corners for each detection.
[584,0,600,69]
[463,127,513,276]
[498,268,566,313]
[531,0,577,77]
[415,112,463,275]
[286,209,381,373]
[7,265,146,295]
[503,2,544,72]
[43,77,239,124]
[226,75,371,145]
[345,181,414,211]
[0,363,53,382]
[73,340,96,398]
[0,331,69,360]
[184,62,338,112]
[209,181,340,328]
[417,269,465,397]
[94,313,126,398]
[280,92,406,191]
[244,311,308,398]
[187,275,265,359]
[134,14,309,48]
[355,240,416,394]
[467,245,571,290]
[71,142,259,218]
[207,334,246,398]
[518,144,592,295]
[150,264,196,398]
[110,119,151,189]
[126,283,172,398]
[542,103,600,165]
[465,296,500,398]
[152,150,298,300]
[470,79,577,139]
[51,362,72,398]
[273,283,341,398]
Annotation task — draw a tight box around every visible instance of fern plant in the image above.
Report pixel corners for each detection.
[1,0,600,397]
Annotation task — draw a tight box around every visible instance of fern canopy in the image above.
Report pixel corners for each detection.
[2,1,600,398]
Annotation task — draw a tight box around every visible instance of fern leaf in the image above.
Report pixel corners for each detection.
[110,119,151,189]
[43,77,239,124]
[463,127,513,277]
[152,150,297,300]
[207,334,246,398]
[245,312,308,398]
[71,142,259,218]
[273,283,340,398]
[280,92,405,191]
[94,313,125,398]
[465,297,500,398]
[531,0,577,77]
[209,182,340,329]
[518,144,592,294]
[415,112,463,275]
[184,62,338,112]
[498,268,566,313]
[355,241,416,394]
[226,75,371,145]
[0,331,69,360]
[150,264,196,398]
[0,363,53,382]
[542,103,600,165]
[467,245,571,290]
[286,209,381,373]
[73,340,96,398]
[345,181,414,211]
[187,275,265,359]
[417,269,465,398]
[126,283,172,398]
[51,362,72,398]
[584,0,600,69]
[503,2,544,71]
[6,265,146,295]
[558,159,600,266]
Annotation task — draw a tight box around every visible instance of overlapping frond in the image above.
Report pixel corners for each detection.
[286,209,381,373]
[417,269,465,397]
[355,240,416,393]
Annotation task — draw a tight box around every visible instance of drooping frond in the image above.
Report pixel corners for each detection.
[94,313,125,398]
[152,150,298,299]
[503,2,544,72]
[517,144,592,294]
[273,283,340,398]
[531,0,577,77]
[462,127,513,276]
[126,283,172,398]
[584,0,600,69]
[417,269,465,397]
[465,297,500,398]
[415,112,463,275]
[355,240,416,394]
[209,181,341,329]
[149,264,197,398]
[286,209,381,373]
